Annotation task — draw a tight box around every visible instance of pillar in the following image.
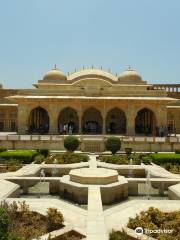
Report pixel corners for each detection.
[156,107,167,127]
[102,114,106,135]
[48,104,59,134]
[126,107,136,136]
[17,104,29,134]
[78,110,82,134]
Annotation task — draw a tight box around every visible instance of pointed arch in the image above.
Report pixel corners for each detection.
[135,108,156,135]
[106,108,126,134]
[82,107,103,134]
[58,107,79,134]
[28,107,49,134]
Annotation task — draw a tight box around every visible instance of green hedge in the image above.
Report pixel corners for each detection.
[151,153,180,165]
[0,147,7,153]
[0,150,39,164]
[37,149,49,157]
[175,149,180,154]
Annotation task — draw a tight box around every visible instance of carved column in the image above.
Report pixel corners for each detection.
[17,104,29,134]
[48,104,59,134]
[126,105,136,136]
[78,110,82,134]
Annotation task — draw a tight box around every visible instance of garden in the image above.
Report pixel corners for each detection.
[98,137,180,174]
[0,201,64,240]
[109,207,180,240]
[36,136,89,164]
[0,136,180,173]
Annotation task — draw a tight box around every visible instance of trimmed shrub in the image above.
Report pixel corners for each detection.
[0,150,39,164]
[34,154,45,164]
[141,155,151,165]
[151,153,180,165]
[105,137,121,155]
[47,208,64,231]
[38,149,49,157]
[175,149,180,154]
[0,147,7,153]
[64,136,80,152]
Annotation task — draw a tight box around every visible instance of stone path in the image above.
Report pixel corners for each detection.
[87,186,108,240]
[86,155,108,240]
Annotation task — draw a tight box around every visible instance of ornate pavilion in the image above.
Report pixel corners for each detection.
[0,66,180,136]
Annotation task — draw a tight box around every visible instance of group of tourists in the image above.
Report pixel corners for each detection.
[59,122,75,134]
[156,125,175,137]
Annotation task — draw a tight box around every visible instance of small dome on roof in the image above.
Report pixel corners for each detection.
[43,65,67,81]
[118,66,144,84]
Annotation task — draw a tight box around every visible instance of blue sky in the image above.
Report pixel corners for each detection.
[0,0,180,88]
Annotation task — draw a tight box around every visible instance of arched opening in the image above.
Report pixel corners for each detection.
[82,108,103,134]
[106,108,126,134]
[135,108,156,135]
[28,107,49,134]
[58,107,79,134]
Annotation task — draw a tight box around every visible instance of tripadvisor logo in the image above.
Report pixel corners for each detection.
[135,227,144,235]
[135,227,174,236]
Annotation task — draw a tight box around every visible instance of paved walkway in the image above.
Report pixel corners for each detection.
[86,155,108,240]
[87,186,108,240]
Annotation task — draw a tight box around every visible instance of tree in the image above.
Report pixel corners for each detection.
[64,136,80,152]
[105,137,121,155]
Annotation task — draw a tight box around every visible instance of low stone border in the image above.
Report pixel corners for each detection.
[0,179,20,198]
[168,183,180,200]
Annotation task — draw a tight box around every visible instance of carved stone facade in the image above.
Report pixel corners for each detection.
[0,66,180,135]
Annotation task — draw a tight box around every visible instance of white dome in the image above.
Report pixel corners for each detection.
[118,67,144,84]
[43,66,66,81]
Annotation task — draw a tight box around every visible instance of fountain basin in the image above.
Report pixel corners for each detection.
[69,168,118,185]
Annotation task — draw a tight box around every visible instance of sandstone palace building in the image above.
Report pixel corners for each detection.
[0,66,180,151]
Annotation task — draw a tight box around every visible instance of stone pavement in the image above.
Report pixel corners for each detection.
[86,155,108,240]
[87,186,108,240]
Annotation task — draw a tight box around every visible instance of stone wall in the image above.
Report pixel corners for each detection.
[1,137,180,152]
